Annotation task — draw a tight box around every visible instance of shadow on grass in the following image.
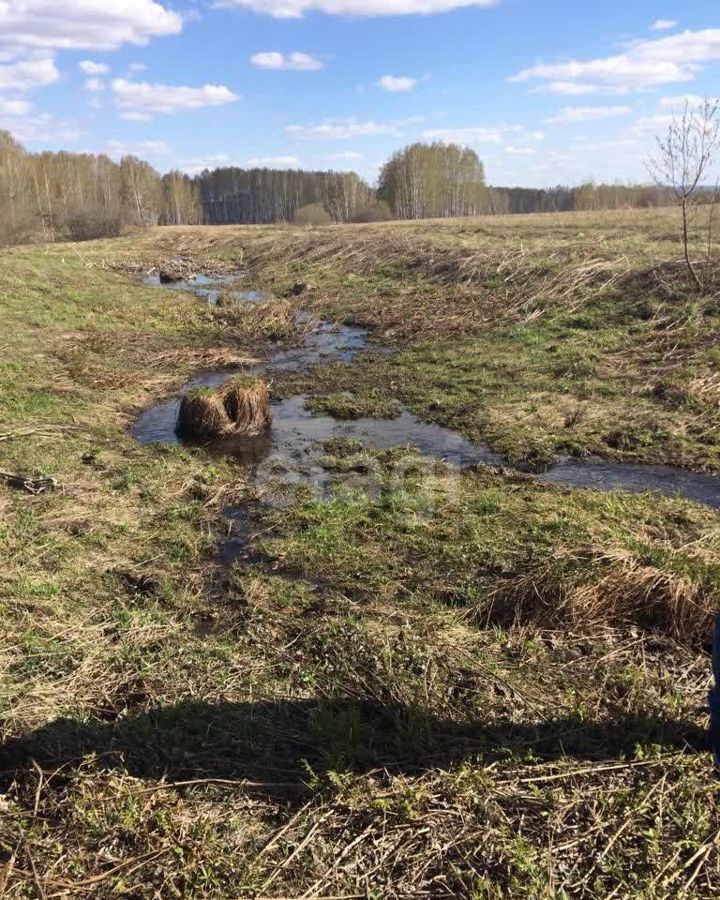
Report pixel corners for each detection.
[0,699,706,796]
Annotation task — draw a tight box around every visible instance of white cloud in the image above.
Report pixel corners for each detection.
[541,81,599,96]
[659,93,709,108]
[180,154,233,175]
[246,155,302,167]
[512,58,688,93]
[0,96,31,116]
[79,60,109,75]
[327,151,363,159]
[422,123,521,143]
[0,1,182,55]
[651,19,678,31]
[106,138,171,159]
[120,111,153,121]
[111,78,240,117]
[0,57,58,91]
[634,28,720,64]
[572,137,641,150]
[250,51,323,70]
[504,145,536,155]
[286,118,401,139]
[379,74,418,92]
[0,110,81,143]
[544,105,633,124]
[511,28,720,94]
[84,78,106,92]
[631,113,674,134]
[217,0,497,18]
[128,62,147,73]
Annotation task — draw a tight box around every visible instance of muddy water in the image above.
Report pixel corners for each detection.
[132,275,720,511]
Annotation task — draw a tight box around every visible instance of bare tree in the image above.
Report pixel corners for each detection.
[648,99,720,293]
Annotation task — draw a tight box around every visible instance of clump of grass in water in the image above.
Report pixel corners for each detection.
[177,376,271,439]
[220,375,271,434]
[176,387,231,440]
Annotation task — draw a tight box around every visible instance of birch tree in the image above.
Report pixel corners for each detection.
[649,99,720,292]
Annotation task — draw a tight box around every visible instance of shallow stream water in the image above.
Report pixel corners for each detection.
[143,272,267,306]
[132,274,720,512]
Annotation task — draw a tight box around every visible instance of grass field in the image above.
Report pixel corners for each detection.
[1,208,719,898]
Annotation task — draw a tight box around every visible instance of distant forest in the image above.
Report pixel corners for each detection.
[0,131,675,245]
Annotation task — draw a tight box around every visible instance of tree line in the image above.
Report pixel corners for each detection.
[0,130,201,245]
[377,143,674,216]
[0,131,676,245]
[199,167,374,224]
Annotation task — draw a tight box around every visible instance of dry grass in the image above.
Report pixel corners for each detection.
[482,544,717,646]
[44,207,704,340]
[220,376,271,434]
[214,298,304,343]
[177,377,271,439]
[177,388,234,439]
[37,207,719,351]
[3,749,715,899]
[689,373,720,408]
[1,209,720,898]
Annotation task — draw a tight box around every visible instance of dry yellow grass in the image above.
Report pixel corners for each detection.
[177,377,271,440]
[1,207,719,898]
[177,388,233,439]
[481,544,717,645]
[220,375,271,434]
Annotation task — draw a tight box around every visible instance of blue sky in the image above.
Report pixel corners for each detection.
[0,1,719,187]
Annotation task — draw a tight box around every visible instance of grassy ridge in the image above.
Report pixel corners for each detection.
[1,210,719,898]
[250,212,720,471]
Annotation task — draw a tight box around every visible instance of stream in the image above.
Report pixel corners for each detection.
[133,273,720,513]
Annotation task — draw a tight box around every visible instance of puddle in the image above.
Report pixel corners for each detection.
[239,395,502,481]
[540,458,720,508]
[221,504,272,566]
[135,388,720,510]
[142,272,267,306]
[132,320,372,448]
[133,273,720,517]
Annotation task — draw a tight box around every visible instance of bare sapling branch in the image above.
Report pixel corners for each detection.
[648,98,720,293]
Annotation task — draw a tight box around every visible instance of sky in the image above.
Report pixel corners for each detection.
[0,1,719,188]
